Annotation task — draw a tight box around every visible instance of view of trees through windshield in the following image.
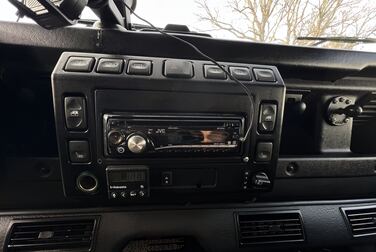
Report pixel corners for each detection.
[132,0,376,51]
[195,0,376,49]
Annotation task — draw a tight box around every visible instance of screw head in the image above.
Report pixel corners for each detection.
[243,157,250,163]
[286,162,298,176]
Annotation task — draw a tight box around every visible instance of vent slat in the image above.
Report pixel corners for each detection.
[241,229,303,235]
[238,219,301,223]
[353,93,376,123]
[353,226,376,232]
[6,218,96,251]
[237,212,304,246]
[241,232,303,239]
[347,212,376,217]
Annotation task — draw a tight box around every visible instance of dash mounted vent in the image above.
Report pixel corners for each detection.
[5,217,98,251]
[353,92,376,125]
[342,206,376,237]
[237,211,305,246]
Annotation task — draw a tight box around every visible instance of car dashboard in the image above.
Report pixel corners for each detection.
[1,21,376,252]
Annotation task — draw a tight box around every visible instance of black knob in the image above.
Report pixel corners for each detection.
[108,130,125,145]
[252,172,271,187]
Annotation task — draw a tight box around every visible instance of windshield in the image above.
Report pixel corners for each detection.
[132,0,376,52]
[1,0,376,52]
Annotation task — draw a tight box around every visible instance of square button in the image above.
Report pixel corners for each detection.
[253,68,276,82]
[127,60,152,75]
[97,58,123,73]
[229,66,251,81]
[64,97,87,130]
[65,57,95,72]
[164,59,193,78]
[255,142,273,162]
[204,65,227,79]
[259,103,277,132]
[68,140,90,163]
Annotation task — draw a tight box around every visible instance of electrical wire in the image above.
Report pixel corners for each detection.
[123,2,254,142]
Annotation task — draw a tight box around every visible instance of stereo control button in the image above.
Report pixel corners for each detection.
[139,190,145,197]
[108,130,124,145]
[130,191,137,197]
[127,134,147,154]
[116,146,125,154]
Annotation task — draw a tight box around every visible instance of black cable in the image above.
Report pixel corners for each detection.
[123,2,254,142]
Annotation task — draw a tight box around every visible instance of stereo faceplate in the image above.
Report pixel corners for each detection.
[103,114,244,157]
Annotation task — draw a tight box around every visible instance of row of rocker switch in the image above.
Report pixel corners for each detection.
[64,56,277,81]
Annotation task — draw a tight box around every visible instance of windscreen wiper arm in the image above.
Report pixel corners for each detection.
[297,36,376,45]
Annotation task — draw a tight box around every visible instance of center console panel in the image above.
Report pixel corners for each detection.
[51,52,285,203]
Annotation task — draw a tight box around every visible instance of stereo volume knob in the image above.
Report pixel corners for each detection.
[127,134,147,154]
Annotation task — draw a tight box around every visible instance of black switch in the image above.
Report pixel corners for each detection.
[255,142,273,162]
[253,68,276,82]
[127,60,152,75]
[229,66,251,81]
[164,59,193,78]
[161,171,172,186]
[65,57,95,72]
[68,140,90,163]
[259,103,277,132]
[64,97,87,130]
[204,65,227,79]
[97,58,123,74]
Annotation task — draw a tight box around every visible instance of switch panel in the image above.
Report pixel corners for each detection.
[259,103,277,132]
[64,97,87,130]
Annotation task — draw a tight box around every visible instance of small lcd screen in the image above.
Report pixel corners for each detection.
[109,170,146,183]
[167,130,230,145]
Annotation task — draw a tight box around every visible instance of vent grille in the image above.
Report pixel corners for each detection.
[237,212,304,246]
[353,92,376,125]
[343,206,376,237]
[6,218,97,251]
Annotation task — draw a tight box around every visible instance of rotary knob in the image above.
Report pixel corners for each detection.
[108,130,125,145]
[127,134,147,154]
